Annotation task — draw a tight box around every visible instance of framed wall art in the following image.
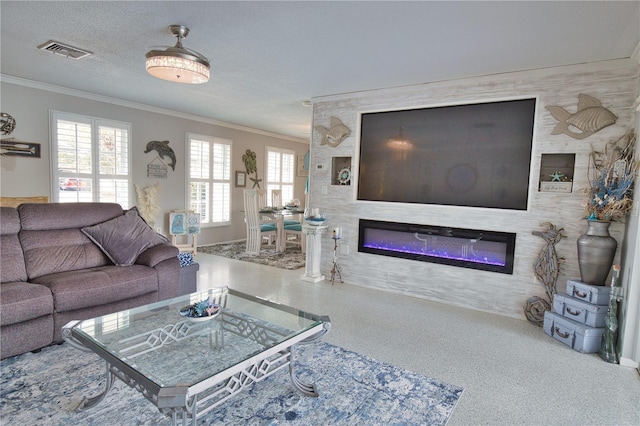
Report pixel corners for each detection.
[235,171,246,187]
[297,153,309,177]
[169,211,187,235]
[0,140,41,158]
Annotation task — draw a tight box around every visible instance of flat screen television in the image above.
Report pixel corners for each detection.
[357,98,536,210]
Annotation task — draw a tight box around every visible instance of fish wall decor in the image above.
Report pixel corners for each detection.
[145,140,176,171]
[546,94,617,140]
[315,117,351,147]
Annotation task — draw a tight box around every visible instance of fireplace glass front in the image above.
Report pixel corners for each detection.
[358,219,516,274]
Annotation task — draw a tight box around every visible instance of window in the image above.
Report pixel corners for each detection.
[187,133,231,225]
[51,111,131,208]
[265,147,295,203]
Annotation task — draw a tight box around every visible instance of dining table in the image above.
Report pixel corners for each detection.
[259,207,305,252]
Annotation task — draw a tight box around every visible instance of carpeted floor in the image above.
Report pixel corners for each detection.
[0,341,463,425]
[198,242,305,270]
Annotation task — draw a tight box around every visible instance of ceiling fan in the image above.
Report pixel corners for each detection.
[145,25,210,84]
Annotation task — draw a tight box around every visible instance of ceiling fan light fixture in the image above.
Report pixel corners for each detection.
[145,25,210,84]
[387,126,413,150]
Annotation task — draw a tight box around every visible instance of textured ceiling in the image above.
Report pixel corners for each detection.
[1,1,639,141]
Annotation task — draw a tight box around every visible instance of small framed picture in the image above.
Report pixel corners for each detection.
[297,155,309,177]
[235,171,246,187]
[0,140,41,158]
[169,212,187,235]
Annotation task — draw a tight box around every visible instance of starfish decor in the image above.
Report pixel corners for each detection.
[249,176,262,188]
[549,171,564,181]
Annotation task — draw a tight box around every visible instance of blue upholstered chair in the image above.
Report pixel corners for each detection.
[243,189,277,254]
[284,222,305,253]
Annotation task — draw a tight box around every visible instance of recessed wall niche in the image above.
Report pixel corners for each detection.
[331,156,352,185]
[539,153,575,193]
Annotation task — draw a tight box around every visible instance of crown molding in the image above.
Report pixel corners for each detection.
[0,74,309,144]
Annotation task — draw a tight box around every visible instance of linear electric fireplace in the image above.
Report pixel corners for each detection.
[358,219,516,274]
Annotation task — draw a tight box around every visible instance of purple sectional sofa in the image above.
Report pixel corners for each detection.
[0,202,184,359]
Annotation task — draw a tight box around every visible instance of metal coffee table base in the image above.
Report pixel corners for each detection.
[63,313,331,425]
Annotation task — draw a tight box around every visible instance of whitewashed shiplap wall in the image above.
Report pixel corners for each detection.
[308,59,639,320]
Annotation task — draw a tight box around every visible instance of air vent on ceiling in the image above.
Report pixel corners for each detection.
[37,40,92,59]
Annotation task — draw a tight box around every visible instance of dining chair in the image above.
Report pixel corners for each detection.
[271,189,283,209]
[256,188,278,244]
[243,189,277,254]
[273,189,302,227]
[283,222,305,253]
[256,189,269,209]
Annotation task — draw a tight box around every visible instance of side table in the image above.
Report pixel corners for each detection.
[301,224,327,283]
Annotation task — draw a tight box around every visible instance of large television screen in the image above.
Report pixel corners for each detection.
[357,98,536,210]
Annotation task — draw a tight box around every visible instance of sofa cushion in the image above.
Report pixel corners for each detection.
[1,207,27,283]
[20,229,110,279]
[0,234,28,283]
[18,203,124,279]
[0,207,21,235]
[33,265,158,312]
[81,207,169,266]
[0,282,54,326]
[18,202,123,231]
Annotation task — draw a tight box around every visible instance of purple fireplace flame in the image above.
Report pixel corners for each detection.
[358,219,516,274]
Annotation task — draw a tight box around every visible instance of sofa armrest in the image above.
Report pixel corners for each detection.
[135,244,179,268]
[155,256,181,301]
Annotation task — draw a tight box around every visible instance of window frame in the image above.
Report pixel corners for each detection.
[186,132,232,227]
[264,146,296,204]
[50,110,132,208]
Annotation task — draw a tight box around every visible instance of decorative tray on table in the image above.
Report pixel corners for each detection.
[304,216,326,226]
[179,299,221,322]
[259,207,276,213]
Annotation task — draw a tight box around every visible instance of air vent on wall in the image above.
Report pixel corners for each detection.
[37,40,92,59]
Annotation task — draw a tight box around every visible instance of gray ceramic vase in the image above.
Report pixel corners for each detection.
[577,220,617,286]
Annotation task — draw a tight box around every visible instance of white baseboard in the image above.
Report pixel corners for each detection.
[619,357,639,369]
[199,239,246,247]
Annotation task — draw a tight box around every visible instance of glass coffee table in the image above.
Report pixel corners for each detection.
[62,287,331,425]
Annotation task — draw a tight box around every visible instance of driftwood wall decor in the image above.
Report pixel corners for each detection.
[524,222,565,326]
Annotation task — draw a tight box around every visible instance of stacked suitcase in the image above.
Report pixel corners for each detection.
[543,279,611,353]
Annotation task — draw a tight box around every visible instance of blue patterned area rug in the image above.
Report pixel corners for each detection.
[0,341,462,425]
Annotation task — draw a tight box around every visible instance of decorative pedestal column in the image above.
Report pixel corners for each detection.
[301,224,327,283]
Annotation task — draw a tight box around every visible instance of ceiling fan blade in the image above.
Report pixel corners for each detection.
[146,45,173,50]
[181,46,209,61]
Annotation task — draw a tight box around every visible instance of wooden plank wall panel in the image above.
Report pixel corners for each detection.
[308,59,639,320]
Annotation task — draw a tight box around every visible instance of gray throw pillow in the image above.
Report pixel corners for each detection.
[81,207,169,266]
